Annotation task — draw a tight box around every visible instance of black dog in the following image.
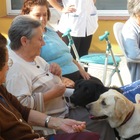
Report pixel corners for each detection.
[69,77,123,107]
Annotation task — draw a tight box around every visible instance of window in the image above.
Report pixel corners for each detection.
[6,0,23,15]
[96,0,128,16]
[6,0,62,15]
[6,0,128,16]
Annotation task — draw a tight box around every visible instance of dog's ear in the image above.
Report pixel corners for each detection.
[135,94,140,104]
[114,96,127,119]
[110,86,123,93]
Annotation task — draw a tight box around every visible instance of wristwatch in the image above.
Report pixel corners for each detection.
[45,116,51,128]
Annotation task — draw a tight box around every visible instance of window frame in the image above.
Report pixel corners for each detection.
[6,0,21,15]
[98,10,129,16]
[6,0,129,17]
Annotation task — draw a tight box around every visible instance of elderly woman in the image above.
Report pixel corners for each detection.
[21,0,92,82]
[6,13,116,140]
[0,33,100,140]
[122,0,140,82]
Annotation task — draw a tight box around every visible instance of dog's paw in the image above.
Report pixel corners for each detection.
[135,94,140,104]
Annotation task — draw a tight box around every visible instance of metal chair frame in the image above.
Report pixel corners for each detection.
[62,29,124,86]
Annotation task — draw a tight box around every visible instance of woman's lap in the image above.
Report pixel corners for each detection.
[52,131,100,140]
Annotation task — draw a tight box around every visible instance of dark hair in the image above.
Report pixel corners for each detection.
[0,33,7,70]
[21,0,51,20]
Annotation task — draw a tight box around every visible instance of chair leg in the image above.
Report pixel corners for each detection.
[102,50,110,85]
[110,49,124,86]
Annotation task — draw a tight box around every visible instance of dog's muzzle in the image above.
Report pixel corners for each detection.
[89,114,108,120]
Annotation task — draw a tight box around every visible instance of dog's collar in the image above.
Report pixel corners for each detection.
[125,133,140,140]
[119,106,135,127]
[118,106,140,140]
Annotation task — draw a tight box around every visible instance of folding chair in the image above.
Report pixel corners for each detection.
[62,29,124,86]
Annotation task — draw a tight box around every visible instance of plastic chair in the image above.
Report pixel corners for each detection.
[113,22,140,63]
[62,29,124,86]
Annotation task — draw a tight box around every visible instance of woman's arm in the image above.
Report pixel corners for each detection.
[93,0,96,4]
[73,59,91,80]
[3,86,31,121]
[61,77,75,88]
[6,66,65,110]
[43,83,66,102]
[49,63,62,78]
[47,0,76,13]
[28,109,86,133]
[47,0,63,12]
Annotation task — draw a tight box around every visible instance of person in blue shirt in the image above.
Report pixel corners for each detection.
[21,0,94,83]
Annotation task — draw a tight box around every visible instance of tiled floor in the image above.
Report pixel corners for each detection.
[88,55,132,87]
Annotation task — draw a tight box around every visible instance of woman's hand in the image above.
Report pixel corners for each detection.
[51,83,66,96]
[43,83,66,102]
[73,59,91,80]
[49,117,86,133]
[79,68,91,80]
[61,77,75,88]
[62,5,76,13]
[49,63,62,77]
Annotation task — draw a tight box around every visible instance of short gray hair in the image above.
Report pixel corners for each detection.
[127,0,140,16]
[8,15,41,50]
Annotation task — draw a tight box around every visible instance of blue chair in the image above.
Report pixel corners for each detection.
[62,29,124,86]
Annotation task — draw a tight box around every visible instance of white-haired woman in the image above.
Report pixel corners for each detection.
[122,0,140,82]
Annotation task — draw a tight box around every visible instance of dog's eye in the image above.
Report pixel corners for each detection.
[101,100,106,106]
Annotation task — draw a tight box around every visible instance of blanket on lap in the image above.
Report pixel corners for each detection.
[53,132,100,140]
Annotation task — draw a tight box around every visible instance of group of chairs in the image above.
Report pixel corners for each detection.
[63,22,131,87]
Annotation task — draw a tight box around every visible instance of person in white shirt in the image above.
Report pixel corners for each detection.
[47,0,98,59]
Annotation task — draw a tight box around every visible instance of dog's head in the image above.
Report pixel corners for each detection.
[89,89,134,128]
[70,78,123,107]
[70,78,108,107]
